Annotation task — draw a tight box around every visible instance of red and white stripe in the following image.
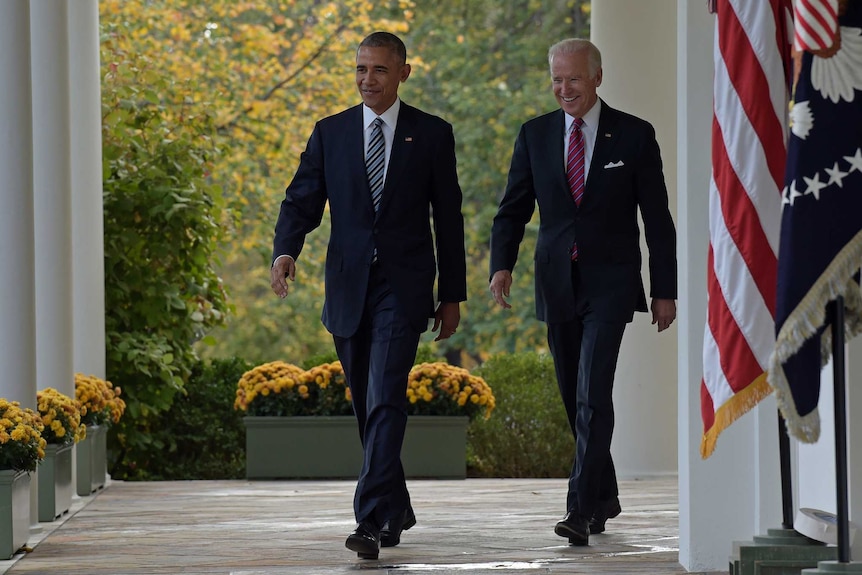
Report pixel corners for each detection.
[793,0,839,52]
[701,0,793,458]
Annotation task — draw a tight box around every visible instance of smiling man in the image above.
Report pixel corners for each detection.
[488,38,677,546]
[270,32,467,560]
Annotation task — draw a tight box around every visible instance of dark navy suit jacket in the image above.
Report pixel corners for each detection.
[273,102,467,337]
[490,101,677,323]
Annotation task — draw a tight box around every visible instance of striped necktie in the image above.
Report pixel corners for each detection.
[366,117,385,212]
[567,118,585,260]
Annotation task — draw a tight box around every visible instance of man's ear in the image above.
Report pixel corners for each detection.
[595,67,603,87]
[400,63,412,83]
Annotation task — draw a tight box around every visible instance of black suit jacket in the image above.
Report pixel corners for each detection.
[273,102,467,337]
[490,101,677,323]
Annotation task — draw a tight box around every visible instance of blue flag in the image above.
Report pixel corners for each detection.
[769,2,862,443]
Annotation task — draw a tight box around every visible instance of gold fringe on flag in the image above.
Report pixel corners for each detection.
[700,372,774,459]
[768,230,862,444]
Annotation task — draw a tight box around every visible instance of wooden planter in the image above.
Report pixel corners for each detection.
[76,424,107,496]
[244,415,468,479]
[0,470,31,559]
[38,443,74,521]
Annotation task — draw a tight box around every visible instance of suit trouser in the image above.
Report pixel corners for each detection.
[547,263,626,517]
[333,265,420,529]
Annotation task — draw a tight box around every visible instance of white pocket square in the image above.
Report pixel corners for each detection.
[604,160,624,169]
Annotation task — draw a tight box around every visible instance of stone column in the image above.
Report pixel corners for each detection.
[31,0,75,400]
[69,0,106,379]
[675,1,781,570]
[1,0,38,532]
[589,0,678,478]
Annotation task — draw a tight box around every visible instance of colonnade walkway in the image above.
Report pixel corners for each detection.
[0,476,726,574]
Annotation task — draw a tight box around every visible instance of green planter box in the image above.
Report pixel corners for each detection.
[76,424,107,496]
[0,470,31,559]
[244,415,468,479]
[38,443,74,521]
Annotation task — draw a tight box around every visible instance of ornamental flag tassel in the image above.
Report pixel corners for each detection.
[768,0,862,443]
[700,0,794,458]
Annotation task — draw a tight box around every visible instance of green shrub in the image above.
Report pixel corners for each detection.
[101,28,232,479]
[468,352,573,477]
[129,357,251,480]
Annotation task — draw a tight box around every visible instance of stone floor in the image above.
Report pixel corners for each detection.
[0,476,726,575]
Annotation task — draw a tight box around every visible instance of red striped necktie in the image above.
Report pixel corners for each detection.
[567,118,585,260]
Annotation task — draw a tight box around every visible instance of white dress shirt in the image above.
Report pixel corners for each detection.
[363,98,401,186]
[563,98,601,185]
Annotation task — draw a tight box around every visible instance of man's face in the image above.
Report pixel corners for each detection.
[355,46,411,115]
[551,50,602,118]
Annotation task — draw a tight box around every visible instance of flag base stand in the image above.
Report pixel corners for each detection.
[730,528,836,575]
[802,561,862,574]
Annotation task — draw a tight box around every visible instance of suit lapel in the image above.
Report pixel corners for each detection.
[346,105,374,214]
[375,103,415,219]
[585,101,621,194]
[548,111,569,195]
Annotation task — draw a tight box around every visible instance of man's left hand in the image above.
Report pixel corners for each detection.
[433,302,461,341]
[651,298,676,332]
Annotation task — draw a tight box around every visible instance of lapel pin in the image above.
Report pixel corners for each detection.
[405,137,413,142]
[604,133,612,138]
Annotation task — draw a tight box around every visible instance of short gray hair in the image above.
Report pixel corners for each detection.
[548,39,602,78]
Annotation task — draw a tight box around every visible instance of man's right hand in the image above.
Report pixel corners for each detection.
[489,270,513,309]
[270,255,296,299]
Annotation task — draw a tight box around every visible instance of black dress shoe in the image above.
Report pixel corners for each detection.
[345,523,380,559]
[589,497,622,534]
[554,511,589,546]
[380,507,416,548]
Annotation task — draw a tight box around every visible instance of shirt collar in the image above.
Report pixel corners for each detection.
[363,98,401,131]
[564,98,601,133]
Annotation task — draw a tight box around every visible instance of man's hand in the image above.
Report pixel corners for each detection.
[489,270,513,309]
[270,255,296,299]
[432,302,461,341]
[651,298,676,332]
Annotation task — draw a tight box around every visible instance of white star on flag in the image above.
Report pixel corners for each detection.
[825,161,848,188]
[844,148,862,174]
[803,173,828,200]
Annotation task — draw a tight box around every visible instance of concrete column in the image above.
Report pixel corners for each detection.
[31,0,75,400]
[1,0,38,532]
[590,0,678,477]
[676,1,782,570]
[796,340,862,558]
[69,0,106,378]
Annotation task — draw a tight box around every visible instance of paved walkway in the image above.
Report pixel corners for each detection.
[0,476,725,575]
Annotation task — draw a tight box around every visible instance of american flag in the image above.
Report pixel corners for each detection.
[701,0,793,458]
[768,0,862,443]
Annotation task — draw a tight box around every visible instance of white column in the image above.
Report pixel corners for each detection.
[69,0,106,378]
[31,0,75,400]
[796,340,862,558]
[1,0,38,531]
[590,0,678,477]
[676,1,781,570]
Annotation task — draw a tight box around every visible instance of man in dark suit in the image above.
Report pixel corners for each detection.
[270,32,467,560]
[489,38,677,546]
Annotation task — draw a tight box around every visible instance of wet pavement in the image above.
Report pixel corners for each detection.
[0,476,725,574]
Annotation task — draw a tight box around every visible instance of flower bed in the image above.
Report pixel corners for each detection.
[235,360,495,420]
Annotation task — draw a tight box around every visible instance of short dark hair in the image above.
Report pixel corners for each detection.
[359,32,407,64]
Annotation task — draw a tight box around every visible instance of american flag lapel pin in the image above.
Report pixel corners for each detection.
[405,136,413,142]
[604,133,612,138]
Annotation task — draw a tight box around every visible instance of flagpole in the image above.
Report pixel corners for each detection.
[830,295,851,562]
[778,412,794,530]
